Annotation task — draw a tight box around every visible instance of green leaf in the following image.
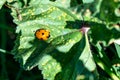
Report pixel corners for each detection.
[11,4,79,70]
[89,22,120,46]
[11,4,77,24]
[79,34,96,72]
[23,30,82,69]
[7,0,24,9]
[37,31,82,80]
[53,34,97,80]
[29,0,71,8]
[0,0,6,9]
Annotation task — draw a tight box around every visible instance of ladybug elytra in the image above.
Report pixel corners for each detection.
[35,29,50,40]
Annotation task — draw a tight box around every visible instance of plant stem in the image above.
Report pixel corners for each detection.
[0,48,11,54]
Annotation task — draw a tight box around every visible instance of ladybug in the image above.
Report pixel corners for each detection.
[35,29,50,40]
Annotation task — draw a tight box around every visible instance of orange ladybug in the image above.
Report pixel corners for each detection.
[35,29,50,40]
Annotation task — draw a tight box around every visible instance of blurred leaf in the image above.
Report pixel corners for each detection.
[0,0,6,9]
[93,54,120,80]
[112,64,120,78]
[90,0,103,17]
[69,0,99,19]
[114,43,120,58]
[114,39,120,45]
[70,0,82,7]
[82,0,94,3]
[98,0,120,23]
[96,43,112,68]
[89,22,120,46]
[114,5,120,17]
